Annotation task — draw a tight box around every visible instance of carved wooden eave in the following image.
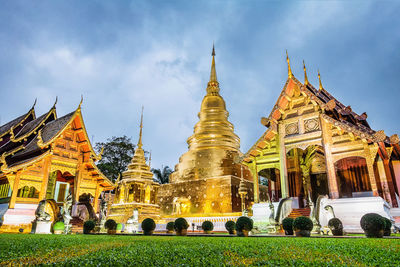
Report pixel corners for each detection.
[0,150,51,174]
[88,158,114,189]
[321,114,375,141]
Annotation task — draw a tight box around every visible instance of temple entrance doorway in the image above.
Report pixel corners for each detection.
[258,168,281,202]
[335,156,372,198]
[46,170,74,205]
[286,146,329,207]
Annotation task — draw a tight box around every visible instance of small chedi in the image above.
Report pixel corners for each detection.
[158,47,268,217]
[108,108,160,223]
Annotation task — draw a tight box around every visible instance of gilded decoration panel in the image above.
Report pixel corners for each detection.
[285,122,299,136]
[304,118,320,133]
[50,160,77,176]
[18,178,42,191]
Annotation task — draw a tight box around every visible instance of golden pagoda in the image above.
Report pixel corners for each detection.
[158,46,267,217]
[108,107,160,223]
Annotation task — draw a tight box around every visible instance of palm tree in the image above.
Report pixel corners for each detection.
[152,166,173,184]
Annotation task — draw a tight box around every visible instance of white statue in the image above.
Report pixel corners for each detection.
[63,192,73,234]
[172,197,181,215]
[126,209,139,233]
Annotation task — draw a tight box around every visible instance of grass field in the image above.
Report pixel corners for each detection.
[0,234,399,266]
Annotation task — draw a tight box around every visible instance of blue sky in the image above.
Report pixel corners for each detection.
[1,1,399,170]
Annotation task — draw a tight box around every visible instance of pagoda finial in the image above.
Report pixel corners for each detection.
[149,150,152,168]
[31,98,37,110]
[318,70,323,90]
[210,44,217,82]
[303,60,309,85]
[286,50,292,79]
[138,106,144,148]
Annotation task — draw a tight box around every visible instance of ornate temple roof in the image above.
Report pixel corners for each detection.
[243,52,399,161]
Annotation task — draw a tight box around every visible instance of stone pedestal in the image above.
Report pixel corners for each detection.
[125,223,139,234]
[35,221,52,234]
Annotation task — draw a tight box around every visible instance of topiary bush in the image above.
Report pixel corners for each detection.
[141,218,156,235]
[360,213,385,238]
[53,221,65,234]
[328,218,343,236]
[225,220,236,234]
[83,220,95,234]
[174,218,189,235]
[282,217,294,235]
[201,221,214,233]
[105,219,117,230]
[166,222,175,232]
[382,217,392,236]
[236,216,253,236]
[293,216,313,237]
[116,223,123,232]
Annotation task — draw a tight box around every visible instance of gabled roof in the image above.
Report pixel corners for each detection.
[243,69,395,162]
[0,107,36,139]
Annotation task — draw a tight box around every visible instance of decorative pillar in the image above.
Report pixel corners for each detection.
[376,157,393,206]
[278,123,289,198]
[93,182,102,213]
[252,160,260,203]
[9,171,21,209]
[74,155,84,202]
[383,159,398,207]
[39,156,52,200]
[363,143,379,196]
[391,160,400,196]
[320,117,339,199]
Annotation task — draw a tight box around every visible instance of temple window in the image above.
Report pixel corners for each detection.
[54,182,70,203]
[0,182,10,198]
[17,186,39,198]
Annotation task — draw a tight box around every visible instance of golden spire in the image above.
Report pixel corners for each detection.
[149,150,152,168]
[303,60,309,85]
[318,70,323,90]
[286,50,292,79]
[210,44,217,82]
[138,106,144,149]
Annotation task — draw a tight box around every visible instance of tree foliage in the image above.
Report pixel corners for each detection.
[152,166,173,184]
[95,136,136,182]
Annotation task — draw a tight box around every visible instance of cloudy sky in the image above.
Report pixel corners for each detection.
[1,1,399,170]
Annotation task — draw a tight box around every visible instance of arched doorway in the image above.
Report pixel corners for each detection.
[286,146,329,207]
[335,156,372,198]
[258,168,281,202]
[46,170,74,204]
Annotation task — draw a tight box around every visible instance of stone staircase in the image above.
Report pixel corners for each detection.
[287,207,311,219]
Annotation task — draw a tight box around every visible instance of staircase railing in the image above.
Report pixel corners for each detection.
[275,197,293,224]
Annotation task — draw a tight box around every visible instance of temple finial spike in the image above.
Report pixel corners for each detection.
[31,98,37,110]
[318,69,323,90]
[286,50,293,79]
[53,96,58,108]
[138,106,144,148]
[303,60,309,85]
[209,44,217,83]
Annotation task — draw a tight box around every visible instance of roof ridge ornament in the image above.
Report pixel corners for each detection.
[31,98,37,110]
[286,50,293,79]
[303,60,309,85]
[318,70,323,90]
[52,96,58,109]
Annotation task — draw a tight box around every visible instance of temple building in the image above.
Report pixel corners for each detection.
[0,99,113,232]
[108,108,161,223]
[243,54,400,231]
[158,47,268,218]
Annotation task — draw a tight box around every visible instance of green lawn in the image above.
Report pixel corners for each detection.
[0,234,399,266]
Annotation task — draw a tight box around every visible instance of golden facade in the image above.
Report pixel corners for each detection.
[0,100,113,232]
[243,55,400,209]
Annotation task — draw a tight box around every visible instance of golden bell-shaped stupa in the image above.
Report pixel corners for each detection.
[159,46,254,216]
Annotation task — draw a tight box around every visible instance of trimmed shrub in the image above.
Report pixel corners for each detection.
[174,218,189,231]
[116,223,123,231]
[328,218,343,236]
[166,222,175,232]
[141,218,156,235]
[236,216,253,232]
[105,219,117,230]
[383,217,392,236]
[282,217,294,235]
[53,221,65,231]
[225,220,236,234]
[360,213,385,238]
[293,216,313,231]
[201,221,214,232]
[83,220,95,234]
